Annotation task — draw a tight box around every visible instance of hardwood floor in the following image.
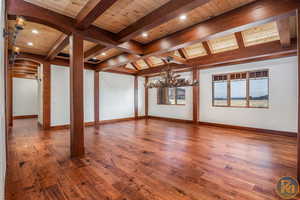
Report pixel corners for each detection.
[6,118,297,200]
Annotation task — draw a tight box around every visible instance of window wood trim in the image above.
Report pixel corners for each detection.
[212,69,269,108]
[157,87,186,105]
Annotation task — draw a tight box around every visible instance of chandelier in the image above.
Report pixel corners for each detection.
[145,57,199,88]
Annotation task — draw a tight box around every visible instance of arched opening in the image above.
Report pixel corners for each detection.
[11,58,42,125]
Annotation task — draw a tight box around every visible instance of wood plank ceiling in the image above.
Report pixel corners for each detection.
[9,0,298,73]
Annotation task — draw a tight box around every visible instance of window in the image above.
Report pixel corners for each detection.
[212,75,228,106]
[212,70,269,108]
[249,71,269,108]
[157,87,186,105]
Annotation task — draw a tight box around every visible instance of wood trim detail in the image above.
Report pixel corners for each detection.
[199,121,297,138]
[148,116,193,123]
[192,68,199,123]
[145,77,148,118]
[42,62,51,129]
[13,115,38,119]
[297,9,300,183]
[94,71,100,124]
[134,75,138,119]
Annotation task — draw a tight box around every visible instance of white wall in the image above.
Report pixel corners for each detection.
[99,72,135,120]
[200,56,298,133]
[0,0,6,198]
[148,71,193,120]
[50,65,94,126]
[13,78,38,116]
[138,76,145,117]
[51,65,70,126]
[84,70,94,122]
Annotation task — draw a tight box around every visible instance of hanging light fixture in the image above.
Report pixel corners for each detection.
[3,16,26,64]
[145,57,199,88]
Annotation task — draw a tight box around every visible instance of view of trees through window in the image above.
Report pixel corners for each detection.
[212,70,269,108]
[157,87,186,105]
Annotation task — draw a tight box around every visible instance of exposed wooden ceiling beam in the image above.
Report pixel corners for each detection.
[144,58,153,68]
[276,17,291,48]
[98,54,141,71]
[98,0,299,70]
[105,66,137,75]
[17,53,96,70]
[138,40,297,76]
[76,0,119,30]
[117,41,144,55]
[84,44,108,61]
[157,52,187,65]
[202,41,212,55]
[46,34,69,60]
[118,0,209,42]
[234,32,245,48]
[178,49,188,59]
[143,0,298,55]
[131,62,141,70]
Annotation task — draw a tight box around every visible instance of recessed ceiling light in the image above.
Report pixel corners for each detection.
[93,57,97,60]
[179,14,187,21]
[101,52,106,56]
[32,29,39,34]
[142,32,148,38]
[27,42,33,46]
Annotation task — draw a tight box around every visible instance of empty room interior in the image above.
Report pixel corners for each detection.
[1,0,300,199]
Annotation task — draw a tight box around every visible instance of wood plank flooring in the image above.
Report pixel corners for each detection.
[5,118,298,200]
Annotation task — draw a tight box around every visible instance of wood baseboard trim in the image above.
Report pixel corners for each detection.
[13,115,38,119]
[49,117,146,130]
[50,122,95,130]
[198,121,297,137]
[97,117,136,125]
[148,116,193,123]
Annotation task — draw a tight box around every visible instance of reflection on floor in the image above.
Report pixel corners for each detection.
[6,118,297,200]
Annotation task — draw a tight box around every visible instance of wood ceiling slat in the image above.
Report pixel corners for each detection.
[93,0,171,33]
[208,34,239,54]
[134,0,256,43]
[47,34,69,60]
[135,59,149,69]
[184,42,207,58]
[242,22,280,47]
[61,40,97,54]
[24,0,90,18]
[117,0,209,42]
[148,56,164,67]
[76,0,119,29]
[8,20,62,56]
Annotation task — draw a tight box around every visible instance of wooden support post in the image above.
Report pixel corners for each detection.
[70,33,85,158]
[94,71,99,124]
[145,77,148,118]
[193,68,199,123]
[43,62,51,129]
[297,9,300,183]
[134,75,138,119]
